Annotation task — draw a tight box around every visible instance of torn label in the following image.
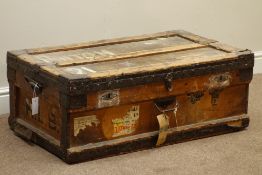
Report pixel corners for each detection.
[112,105,139,137]
[74,115,100,137]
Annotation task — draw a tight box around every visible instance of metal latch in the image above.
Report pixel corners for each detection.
[164,73,173,92]
[205,72,232,105]
[187,91,204,104]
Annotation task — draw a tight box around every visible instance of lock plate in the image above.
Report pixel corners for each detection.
[205,72,232,90]
[205,72,232,106]
[97,90,120,108]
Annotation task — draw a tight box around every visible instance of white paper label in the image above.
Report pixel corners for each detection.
[32,97,39,115]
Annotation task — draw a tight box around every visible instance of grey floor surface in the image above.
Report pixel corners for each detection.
[0,75,261,175]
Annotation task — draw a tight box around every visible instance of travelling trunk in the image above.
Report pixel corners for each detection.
[7,30,254,163]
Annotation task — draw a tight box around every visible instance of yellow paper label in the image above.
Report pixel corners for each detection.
[112,105,139,137]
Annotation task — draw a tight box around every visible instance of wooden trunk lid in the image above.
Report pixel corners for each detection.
[8,30,254,94]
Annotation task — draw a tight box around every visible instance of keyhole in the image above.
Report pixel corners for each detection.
[106,93,112,99]
[102,92,115,100]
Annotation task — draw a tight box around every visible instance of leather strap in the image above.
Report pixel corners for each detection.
[156,114,169,146]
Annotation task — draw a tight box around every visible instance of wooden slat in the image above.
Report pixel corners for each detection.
[40,51,239,79]
[11,30,217,57]
[16,118,60,146]
[26,30,217,55]
[80,53,239,79]
[56,43,205,67]
[41,66,63,76]
[209,42,247,53]
[176,30,217,44]
[26,31,179,55]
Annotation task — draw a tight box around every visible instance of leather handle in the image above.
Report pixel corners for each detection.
[156,114,169,146]
[155,97,179,146]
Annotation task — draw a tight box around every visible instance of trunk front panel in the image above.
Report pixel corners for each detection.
[69,70,249,147]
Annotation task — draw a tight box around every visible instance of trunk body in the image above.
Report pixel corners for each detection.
[7,30,254,163]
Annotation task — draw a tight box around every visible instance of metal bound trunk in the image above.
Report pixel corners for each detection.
[7,30,254,163]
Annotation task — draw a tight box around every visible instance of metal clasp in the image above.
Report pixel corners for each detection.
[205,72,232,106]
[187,91,204,104]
